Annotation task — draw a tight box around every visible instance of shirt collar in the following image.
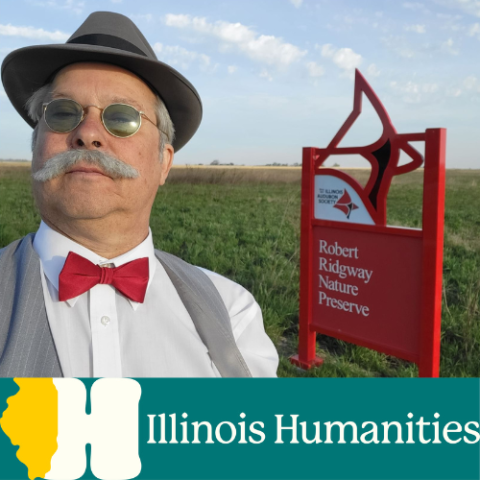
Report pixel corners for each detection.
[33,220,157,310]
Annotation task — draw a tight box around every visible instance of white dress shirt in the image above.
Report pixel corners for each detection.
[33,221,278,377]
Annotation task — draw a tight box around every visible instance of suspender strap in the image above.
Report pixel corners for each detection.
[155,250,252,378]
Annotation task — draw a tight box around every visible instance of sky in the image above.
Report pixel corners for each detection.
[1,0,479,168]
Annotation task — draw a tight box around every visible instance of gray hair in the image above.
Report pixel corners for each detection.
[26,81,175,159]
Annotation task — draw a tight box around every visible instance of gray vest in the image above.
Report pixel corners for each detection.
[0,234,251,378]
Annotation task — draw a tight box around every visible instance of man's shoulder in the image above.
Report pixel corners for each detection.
[154,249,259,320]
[0,235,34,259]
[196,266,257,314]
[160,251,261,336]
[156,249,277,377]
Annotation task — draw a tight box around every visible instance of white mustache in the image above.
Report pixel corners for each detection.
[32,150,139,182]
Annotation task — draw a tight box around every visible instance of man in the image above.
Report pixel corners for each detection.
[0,11,278,378]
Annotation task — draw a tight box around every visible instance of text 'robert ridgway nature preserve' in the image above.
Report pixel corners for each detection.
[318,240,372,317]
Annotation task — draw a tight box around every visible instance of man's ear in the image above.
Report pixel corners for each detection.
[159,144,174,186]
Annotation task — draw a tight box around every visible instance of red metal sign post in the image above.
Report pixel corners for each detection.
[291,69,446,377]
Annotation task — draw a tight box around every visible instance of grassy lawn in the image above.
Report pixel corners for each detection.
[1,165,478,377]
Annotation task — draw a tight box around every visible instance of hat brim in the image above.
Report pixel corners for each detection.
[1,43,202,151]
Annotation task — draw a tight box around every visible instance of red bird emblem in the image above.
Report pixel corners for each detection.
[333,190,358,219]
[315,69,425,226]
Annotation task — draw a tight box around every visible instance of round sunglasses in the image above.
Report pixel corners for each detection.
[42,98,165,138]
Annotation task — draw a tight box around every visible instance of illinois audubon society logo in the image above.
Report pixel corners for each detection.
[317,188,358,219]
[0,378,141,480]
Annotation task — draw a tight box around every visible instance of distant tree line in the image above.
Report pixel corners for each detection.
[210,160,235,166]
[209,160,302,167]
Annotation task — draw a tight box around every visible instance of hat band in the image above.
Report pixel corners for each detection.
[68,34,148,57]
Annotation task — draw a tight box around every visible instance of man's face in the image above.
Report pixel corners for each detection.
[32,62,173,227]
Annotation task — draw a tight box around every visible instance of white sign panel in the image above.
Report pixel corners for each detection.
[314,175,374,225]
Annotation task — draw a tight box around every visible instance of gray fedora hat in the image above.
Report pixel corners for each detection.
[1,11,202,151]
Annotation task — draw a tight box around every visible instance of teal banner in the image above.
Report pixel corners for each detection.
[0,379,478,480]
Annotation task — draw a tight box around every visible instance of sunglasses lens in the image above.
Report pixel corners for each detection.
[103,104,141,138]
[44,99,83,133]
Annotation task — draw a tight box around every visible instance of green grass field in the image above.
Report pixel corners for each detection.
[0,164,479,377]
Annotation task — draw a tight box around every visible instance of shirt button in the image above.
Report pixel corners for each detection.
[101,316,111,326]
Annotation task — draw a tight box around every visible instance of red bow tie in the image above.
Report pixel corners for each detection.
[58,251,149,303]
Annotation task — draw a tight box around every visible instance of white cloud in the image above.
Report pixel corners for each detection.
[0,24,69,41]
[153,43,211,71]
[382,34,459,58]
[405,24,426,33]
[390,80,439,103]
[439,77,480,99]
[290,0,303,7]
[422,83,438,93]
[367,63,380,77]
[402,2,430,13]
[437,12,463,19]
[469,22,480,36]
[164,14,306,68]
[441,37,459,54]
[165,14,191,28]
[130,13,154,23]
[306,61,325,77]
[381,36,417,58]
[227,65,237,74]
[319,43,362,71]
[446,87,462,96]
[320,44,335,57]
[436,12,463,31]
[463,75,480,90]
[433,0,480,17]
[259,69,273,81]
[30,0,84,15]
[443,23,462,31]
[402,2,425,9]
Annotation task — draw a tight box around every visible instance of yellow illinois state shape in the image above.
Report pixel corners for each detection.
[0,378,58,480]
